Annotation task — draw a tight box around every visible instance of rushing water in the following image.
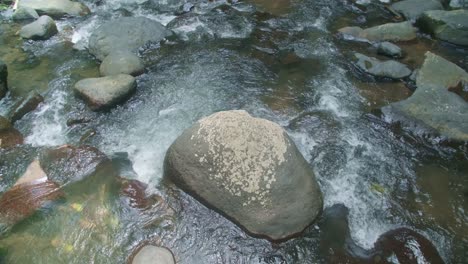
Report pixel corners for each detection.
[0,0,467,263]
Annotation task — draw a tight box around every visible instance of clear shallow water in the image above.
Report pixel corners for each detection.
[0,0,467,263]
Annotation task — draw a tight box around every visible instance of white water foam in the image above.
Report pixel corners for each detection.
[25,90,68,147]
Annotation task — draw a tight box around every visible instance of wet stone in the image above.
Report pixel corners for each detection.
[376,42,403,58]
[353,53,412,79]
[39,145,114,187]
[130,245,176,264]
[12,7,39,21]
[0,128,23,149]
[8,90,44,123]
[19,15,58,40]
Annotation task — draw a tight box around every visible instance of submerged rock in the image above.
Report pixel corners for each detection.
[374,228,445,263]
[339,21,417,42]
[164,110,323,241]
[39,145,114,187]
[19,15,58,40]
[129,245,176,264]
[376,41,403,58]
[0,128,23,149]
[0,160,63,232]
[12,7,39,21]
[318,204,445,263]
[0,60,7,99]
[8,91,44,123]
[417,10,468,46]
[74,74,136,111]
[383,52,468,141]
[354,53,412,79]
[17,0,90,17]
[391,0,443,20]
[88,17,172,60]
[99,51,144,77]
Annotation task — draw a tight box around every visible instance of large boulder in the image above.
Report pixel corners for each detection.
[391,0,443,20]
[74,74,136,111]
[129,245,176,264]
[0,60,7,99]
[19,15,58,40]
[354,53,412,79]
[383,52,468,141]
[99,51,145,77]
[338,21,417,42]
[164,110,323,240]
[17,0,90,17]
[417,10,468,46]
[88,17,172,60]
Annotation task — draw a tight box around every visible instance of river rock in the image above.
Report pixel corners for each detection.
[0,128,23,149]
[391,0,443,20]
[88,17,172,60]
[374,228,445,263]
[74,74,136,111]
[130,245,176,264]
[383,52,468,141]
[12,6,39,21]
[164,110,323,240]
[338,21,417,42]
[99,51,144,77]
[0,60,7,99]
[376,41,403,58]
[19,15,58,40]
[417,10,468,46]
[0,160,63,233]
[8,91,44,123]
[39,145,114,187]
[354,53,412,79]
[17,0,90,17]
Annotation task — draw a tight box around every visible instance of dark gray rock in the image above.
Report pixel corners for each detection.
[17,0,90,17]
[338,21,417,42]
[130,245,175,264]
[383,52,468,141]
[99,51,144,77]
[164,110,323,241]
[354,53,412,79]
[8,91,44,123]
[0,60,7,99]
[376,41,403,58]
[19,16,58,40]
[74,74,136,111]
[391,0,443,20]
[417,10,468,46]
[12,7,39,21]
[88,17,172,60]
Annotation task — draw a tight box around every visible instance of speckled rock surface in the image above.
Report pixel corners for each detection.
[164,110,323,241]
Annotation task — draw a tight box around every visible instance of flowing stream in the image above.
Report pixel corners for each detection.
[0,0,467,263]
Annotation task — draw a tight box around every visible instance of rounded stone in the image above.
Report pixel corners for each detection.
[164,110,323,241]
[131,245,175,264]
[100,52,144,77]
[19,15,58,40]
